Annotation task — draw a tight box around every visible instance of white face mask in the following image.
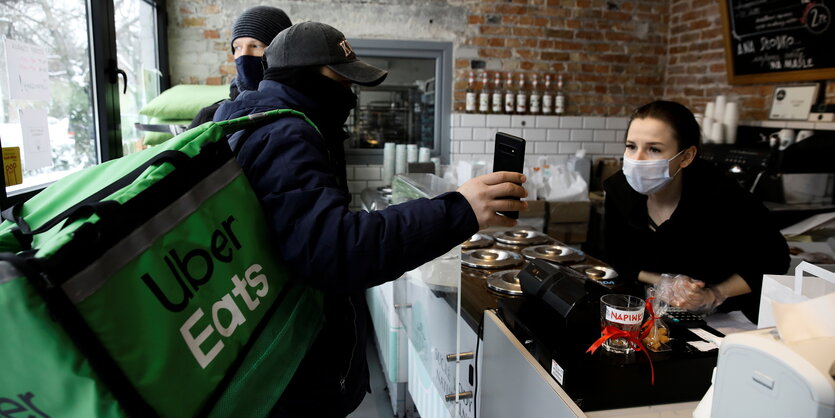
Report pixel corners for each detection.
[622,149,685,195]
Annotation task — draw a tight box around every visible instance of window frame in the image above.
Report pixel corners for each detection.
[0,0,169,209]
[344,39,452,165]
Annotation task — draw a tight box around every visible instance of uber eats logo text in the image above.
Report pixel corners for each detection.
[140,215,269,369]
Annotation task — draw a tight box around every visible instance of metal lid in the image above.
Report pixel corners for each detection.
[490,229,552,246]
[486,269,523,296]
[462,233,495,250]
[571,264,619,285]
[462,249,524,269]
[521,244,585,264]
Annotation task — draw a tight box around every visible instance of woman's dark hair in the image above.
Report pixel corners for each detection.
[627,100,702,151]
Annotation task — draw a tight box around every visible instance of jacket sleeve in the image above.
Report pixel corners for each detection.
[188,101,223,129]
[239,120,479,294]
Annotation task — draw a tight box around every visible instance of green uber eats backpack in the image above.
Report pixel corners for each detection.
[0,109,324,417]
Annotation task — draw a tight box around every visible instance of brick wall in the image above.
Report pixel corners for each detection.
[665,0,835,121]
[168,0,669,116]
[167,0,833,120]
[167,0,835,210]
[456,0,669,116]
[168,0,469,86]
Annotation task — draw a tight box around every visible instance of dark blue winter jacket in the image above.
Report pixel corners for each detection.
[214,76,478,416]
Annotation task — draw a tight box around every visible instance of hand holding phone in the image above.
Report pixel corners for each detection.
[492,132,526,219]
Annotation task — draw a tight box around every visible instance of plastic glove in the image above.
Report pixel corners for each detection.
[654,274,704,306]
[681,286,727,314]
[655,274,727,313]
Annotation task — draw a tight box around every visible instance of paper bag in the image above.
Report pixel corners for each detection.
[758,261,835,328]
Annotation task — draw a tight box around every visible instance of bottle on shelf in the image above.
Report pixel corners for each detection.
[555,74,566,115]
[465,71,476,113]
[529,74,541,115]
[491,72,503,114]
[503,72,515,115]
[542,74,553,114]
[478,71,491,114]
[515,73,527,115]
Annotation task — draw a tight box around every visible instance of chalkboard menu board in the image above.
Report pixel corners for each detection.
[720,0,835,84]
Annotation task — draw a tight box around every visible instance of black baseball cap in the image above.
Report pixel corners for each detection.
[264,21,388,87]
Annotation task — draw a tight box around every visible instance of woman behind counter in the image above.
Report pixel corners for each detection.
[603,100,789,323]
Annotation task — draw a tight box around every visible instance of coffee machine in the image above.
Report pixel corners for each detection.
[700,126,835,228]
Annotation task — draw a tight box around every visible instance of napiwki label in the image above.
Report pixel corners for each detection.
[605,306,644,325]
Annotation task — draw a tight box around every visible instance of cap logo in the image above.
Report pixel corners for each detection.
[338,40,354,57]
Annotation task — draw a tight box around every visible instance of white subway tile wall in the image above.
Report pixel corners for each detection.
[569,129,593,142]
[535,116,560,128]
[345,114,835,210]
[451,114,630,166]
[460,114,486,127]
[583,117,607,129]
[521,128,547,141]
[486,114,511,127]
[559,117,584,129]
[510,115,536,128]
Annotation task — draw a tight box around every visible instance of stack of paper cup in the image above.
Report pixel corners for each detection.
[705,102,715,122]
[406,144,418,163]
[702,118,714,143]
[395,144,407,175]
[383,142,396,185]
[418,146,431,163]
[713,95,727,123]
[693,112,704,128]
[710,121,724,144]
[703,102,716,143]
[723,101,739,144]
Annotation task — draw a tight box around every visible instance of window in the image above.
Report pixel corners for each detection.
[344,40,452,165]
[0,0,167,207]
[115,0,164,155]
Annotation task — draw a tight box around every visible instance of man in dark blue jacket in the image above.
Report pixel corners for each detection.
[214,21,527,417]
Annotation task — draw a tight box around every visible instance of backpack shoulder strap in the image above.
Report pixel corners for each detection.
[220,109,322,156]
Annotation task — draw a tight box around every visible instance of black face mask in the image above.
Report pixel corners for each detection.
[263,67,358,128]
[234,55,265,92]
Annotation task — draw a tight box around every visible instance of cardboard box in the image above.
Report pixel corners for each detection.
[518,199,548,232]
[547,222,588,244]
[546,200,591,243]
[548,200,590,224]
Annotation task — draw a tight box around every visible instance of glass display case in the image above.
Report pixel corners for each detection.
[350,85,418,149]
[390,173,471,418]
[343,40,452,165]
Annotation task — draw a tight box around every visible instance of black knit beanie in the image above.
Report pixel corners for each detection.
[230,6,292,53]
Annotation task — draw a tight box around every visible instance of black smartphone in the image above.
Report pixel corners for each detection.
[492,132,526,219]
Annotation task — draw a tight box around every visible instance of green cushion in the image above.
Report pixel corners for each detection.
[139,84,229,120]
[141,118,192,146]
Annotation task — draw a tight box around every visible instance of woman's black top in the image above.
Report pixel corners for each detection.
[603,158,789,322]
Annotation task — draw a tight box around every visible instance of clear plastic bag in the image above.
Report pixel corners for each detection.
[643,287,672,352]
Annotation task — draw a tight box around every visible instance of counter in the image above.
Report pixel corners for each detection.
[363,174,723,417]
[480,310,699,418]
